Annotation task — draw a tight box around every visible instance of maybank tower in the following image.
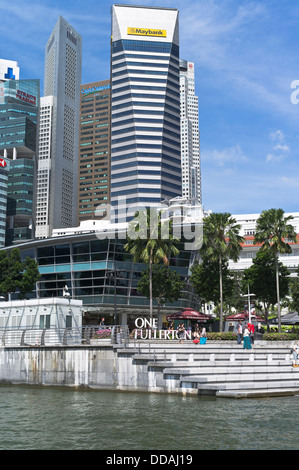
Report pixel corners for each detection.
[111,5,181,222]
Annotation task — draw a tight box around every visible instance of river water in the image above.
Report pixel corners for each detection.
[0,384,298,451]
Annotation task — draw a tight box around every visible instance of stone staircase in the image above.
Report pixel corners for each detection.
[121,340,299,398]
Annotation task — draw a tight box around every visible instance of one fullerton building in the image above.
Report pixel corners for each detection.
[111,5,181,222]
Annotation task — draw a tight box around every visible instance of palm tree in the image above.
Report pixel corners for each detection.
[254,208,297,332]
[200,212,244,332]
[124,208,180,318]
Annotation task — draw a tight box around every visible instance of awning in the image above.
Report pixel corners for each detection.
[166,308,211,322]
[272,312,299,324]
[225,311,264,322]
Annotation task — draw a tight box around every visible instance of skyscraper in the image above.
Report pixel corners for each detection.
[35,95,54,238]
[110,4,181,222]
[37,16,82,237]
[0,157,9,248]
[78,80,111,223]
[180,60,201,202]
[0,75,39,246]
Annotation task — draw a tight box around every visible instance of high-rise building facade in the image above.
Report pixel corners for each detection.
[0,157,9,247]
[110,5,181,221]
[78,80,111,223]
[180,60,201,202]
[0,77,39,245]
[39,16,82,236]
[35,96,54,238]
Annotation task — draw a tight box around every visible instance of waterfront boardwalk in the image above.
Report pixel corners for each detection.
[117,340,299,398]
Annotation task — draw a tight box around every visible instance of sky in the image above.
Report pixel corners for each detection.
[0,0,299,216]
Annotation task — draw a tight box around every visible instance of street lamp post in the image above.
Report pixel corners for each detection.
[107,269,117,325]
[242,284,255,323]
[106,268,126,325]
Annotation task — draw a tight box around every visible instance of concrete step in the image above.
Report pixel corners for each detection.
[132,344,290,354]
[163,365,296,376]
[196,379,299,391]
[216,388,299,398]
[139,353,291,362]
[128,341,291,351]
[180,371,299,384]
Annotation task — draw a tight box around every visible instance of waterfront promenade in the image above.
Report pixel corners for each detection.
[0,332,298,398]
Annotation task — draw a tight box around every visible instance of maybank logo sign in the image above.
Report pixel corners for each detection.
[127,27,167,38]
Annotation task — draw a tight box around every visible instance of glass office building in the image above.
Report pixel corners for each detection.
[6,229,197,326]
[110,5,182,222]
[0,78,39,245]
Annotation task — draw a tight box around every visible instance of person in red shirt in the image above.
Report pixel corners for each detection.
[247,323,255,344]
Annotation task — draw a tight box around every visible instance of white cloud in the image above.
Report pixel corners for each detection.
[266,129,290,163]
[203,144,248,167]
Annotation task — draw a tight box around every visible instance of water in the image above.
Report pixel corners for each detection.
[0,384,298,450]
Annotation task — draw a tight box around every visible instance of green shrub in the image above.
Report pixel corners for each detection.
[206,332,237,341]
[263,332,298,341]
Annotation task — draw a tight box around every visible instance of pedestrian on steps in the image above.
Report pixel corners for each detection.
[291,341,299,367]
[200,327,207,345]
[177,322,185,344]
[243,325,252,350]
[237,320,243,344]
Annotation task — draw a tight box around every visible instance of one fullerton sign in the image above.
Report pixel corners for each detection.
[127,27,167,38]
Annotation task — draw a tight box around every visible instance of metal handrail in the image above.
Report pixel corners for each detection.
[0,325,129,347]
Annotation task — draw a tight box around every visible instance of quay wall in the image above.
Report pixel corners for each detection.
[0,341,295,397]
[0,345,161,392]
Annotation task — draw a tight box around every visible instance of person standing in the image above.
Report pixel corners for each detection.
[177,322,185,344]
[248,322,255,344]
[237,321,243,344]
[200,327,207,345]
[243,324,252,350]
[291,341,299,367]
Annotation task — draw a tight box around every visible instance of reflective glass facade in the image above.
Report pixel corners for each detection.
[8,232,196,323]
[0,79,39,154]
[0,79,39,245]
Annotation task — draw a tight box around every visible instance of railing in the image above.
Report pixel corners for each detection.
[0,325,129,347]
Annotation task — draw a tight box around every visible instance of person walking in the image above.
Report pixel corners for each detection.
[291,341,299,367]
[243,324,252,350]
[237,320,243,345]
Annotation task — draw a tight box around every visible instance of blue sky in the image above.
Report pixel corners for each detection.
[1,0,299,216]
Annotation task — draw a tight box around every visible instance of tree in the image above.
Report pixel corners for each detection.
[254,208,297,332]
[242,250,290,329]
[0,248,40,300]
[289,265,299,313]
[137,265,183,319]
[190,256,234,308]
[200,212,244,331]
[18,257,41,300]
[124,208,180,318]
